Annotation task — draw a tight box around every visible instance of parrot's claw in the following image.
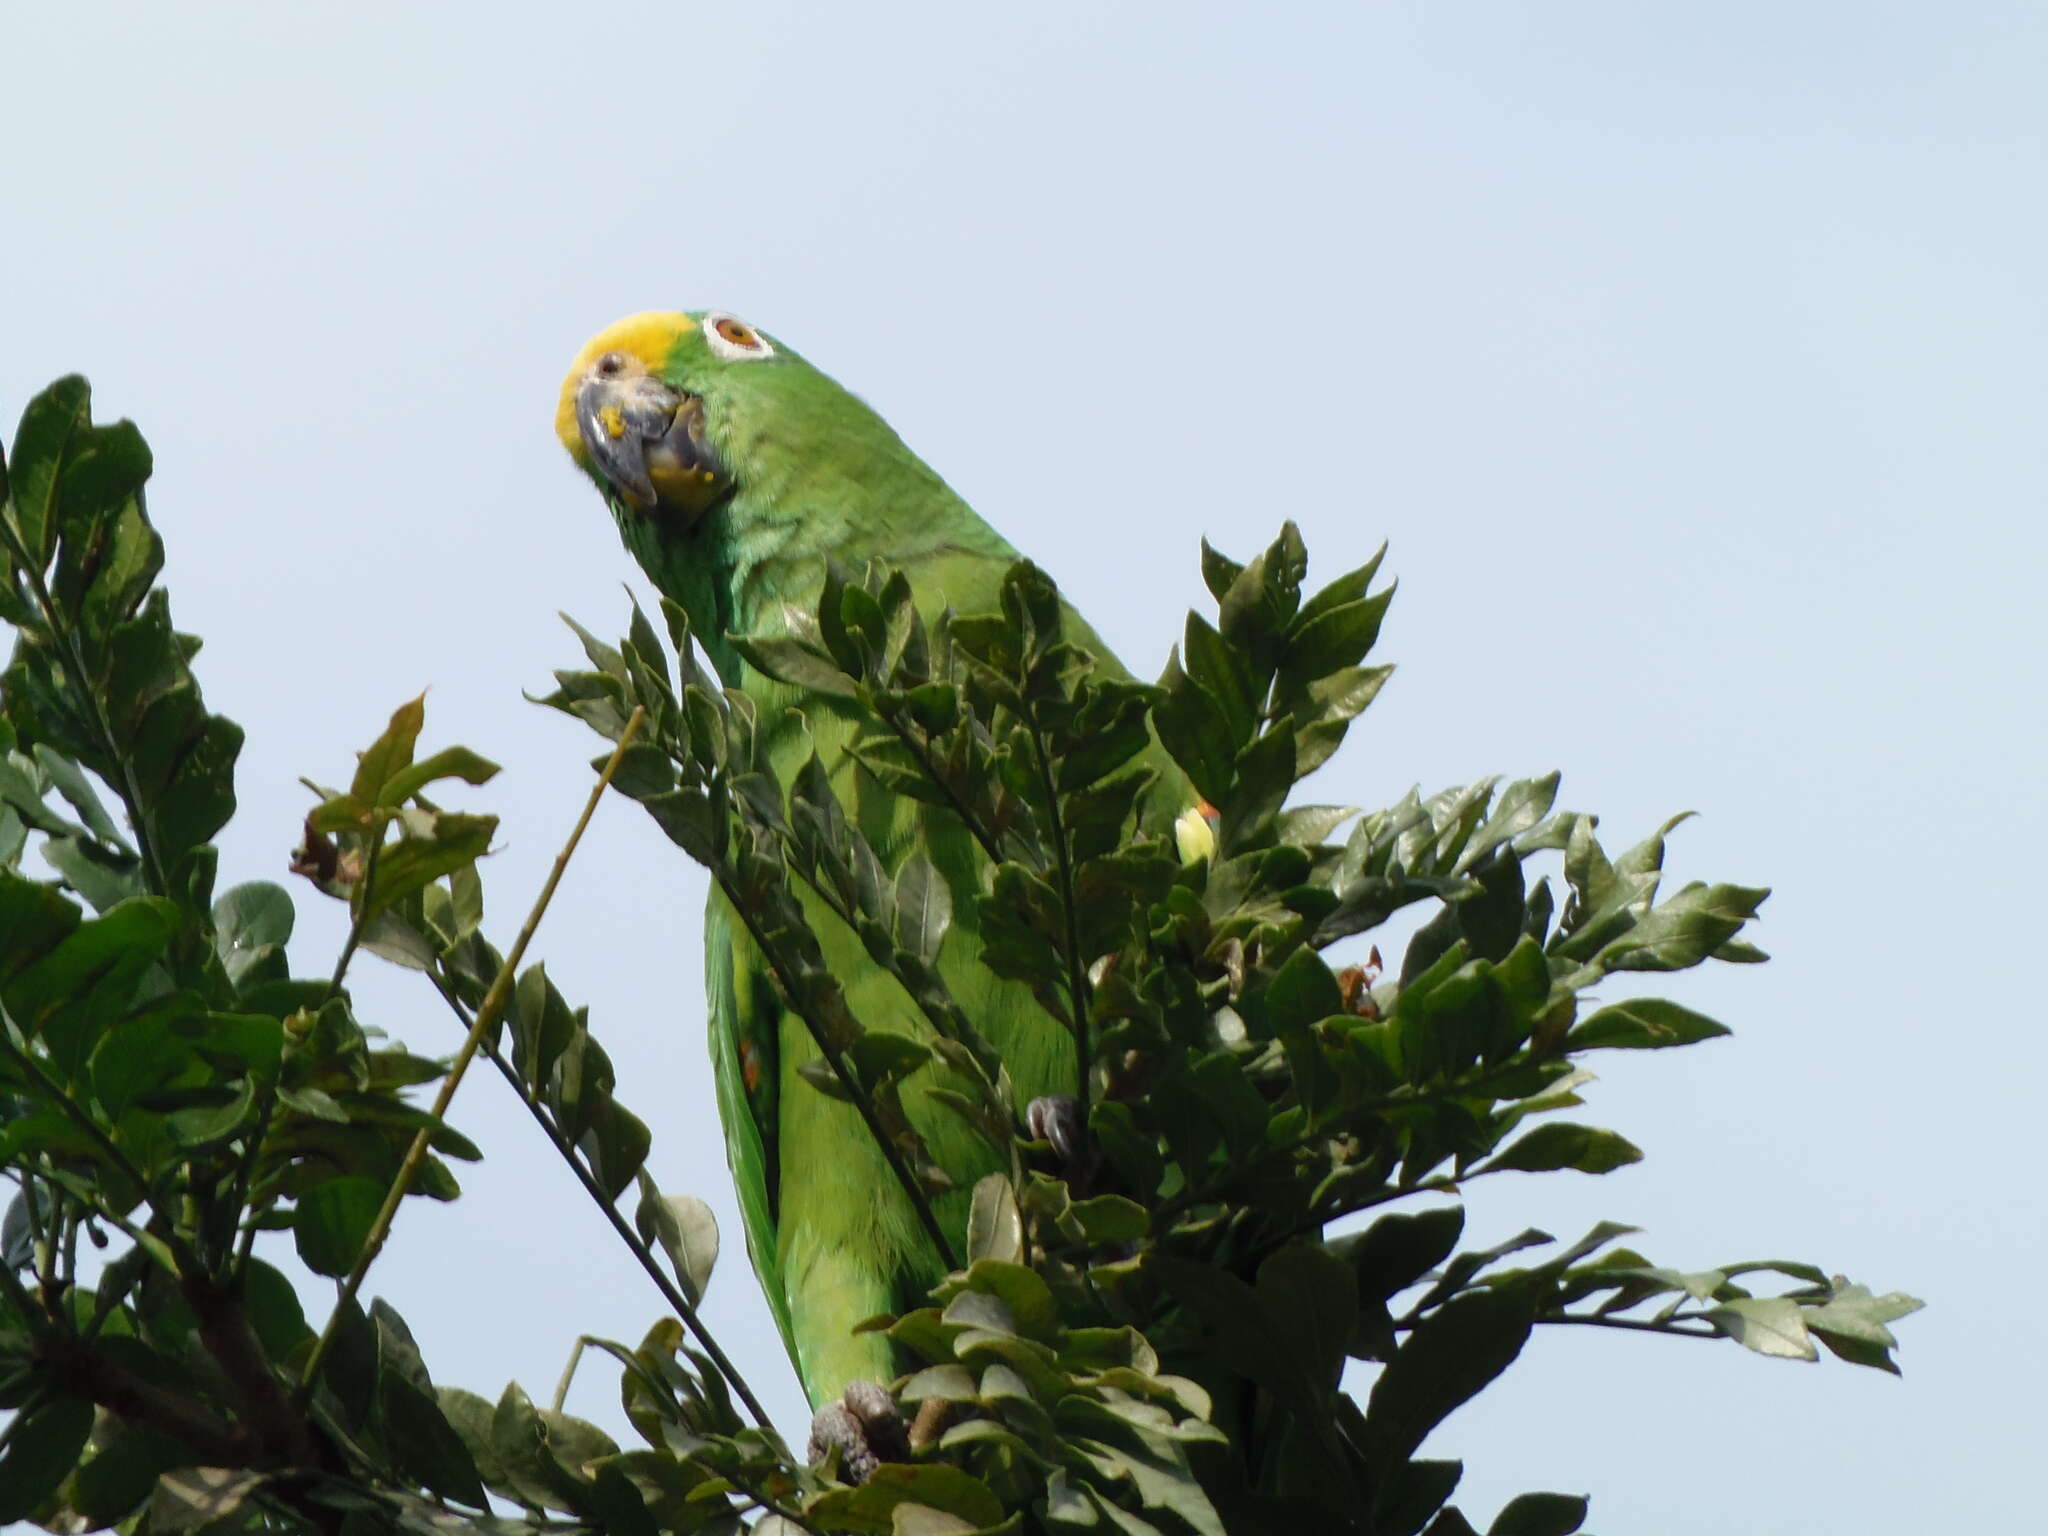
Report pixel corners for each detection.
[807,1380,908,1484]
[1026,1094,1084,1165]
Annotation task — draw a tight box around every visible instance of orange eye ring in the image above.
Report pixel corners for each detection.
[715,317,759,348]
[703,311,774,360]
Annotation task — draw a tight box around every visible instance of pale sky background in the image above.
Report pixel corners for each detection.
[5,4,2043,1531]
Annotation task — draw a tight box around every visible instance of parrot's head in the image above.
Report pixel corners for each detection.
[558,309,822,526]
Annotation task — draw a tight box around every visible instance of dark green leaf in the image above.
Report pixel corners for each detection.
[1364,1287,1533,1471]
[807,1463,1006,1534]
[70,1418,188,1525]
[1487,1492,1589,1536]
[294,1175,385,1277]
[1257,1241,1356,1395]
[733,634,859,698]
[0,1392,93,1522]
[7,375,91,567]
[362,810,497,920]
[1286,589,1392,679]
[894,851,952,964]
[1568,997,1730,1051]
[351,695,425,803]
[1334,1207,1466,1303]
[1480,1123,1642,1176]
[1593,882,1769,975]
[1259,946,1344,1035]
[378,745,502,806]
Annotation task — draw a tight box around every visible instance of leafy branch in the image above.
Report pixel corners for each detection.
[1,376,1922,1536]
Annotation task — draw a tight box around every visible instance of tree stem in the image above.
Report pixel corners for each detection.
[430,970,781,1435]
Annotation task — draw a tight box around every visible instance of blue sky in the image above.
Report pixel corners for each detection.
[5,4,2043,1529]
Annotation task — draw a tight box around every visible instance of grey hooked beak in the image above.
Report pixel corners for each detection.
[574,353,728,516]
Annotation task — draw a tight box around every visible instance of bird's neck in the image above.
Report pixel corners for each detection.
[615,505,745,681]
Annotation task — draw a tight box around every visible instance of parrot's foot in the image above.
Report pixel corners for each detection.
[807,1380,908,1485]
[1025,1094,1084,1165]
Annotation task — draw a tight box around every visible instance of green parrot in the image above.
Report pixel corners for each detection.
[555,310,1178,1441]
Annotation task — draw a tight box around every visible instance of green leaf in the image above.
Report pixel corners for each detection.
[1286,588,1393,679]
[967,1173,1024,1265]
[1803,1283,1923,1373]
[1221,719,1295,854]
[70,1418,188,1525]
[153,713,242,865]
[1594,882,1769,974]
[1199,537,1245,603]
[894,851,952,964]
[6,375,91,567]
[1294,542,1387,629]
[1364,1287,1533,1471]
[1182,613,1257,748]
[212,879,293,955]
[242,1258,313,1363]
[1145,1256,1310,1409]
[1704,1297,1817,1361]
[351,694,426,803]
[41,833,142,911]
[1332,1206,1466,1304]
[1152,651,1237,806]
[0,1393,94,1522]
[33,745,128,848]
[1068,1195,1148,1246]
[362,810,497,920]
[634,1172,720,1307]
[1479,1123,1642,1176]
[378,744,502,806]
[1256,1241,1356,1396]
[733,633,859,698]
[851,1030,933,1091]
[1487,1492,1589,1536]
[1090,1100,1163,1199]
[294,1174,386,1277]
[1567,997,1730,1051]
[1258,946,1344,1034]
[808,1464,1006,1535]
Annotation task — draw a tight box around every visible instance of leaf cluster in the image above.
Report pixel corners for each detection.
[544,524,1920,1533]
[0,381,764,1535]
[0,378,1923,1536]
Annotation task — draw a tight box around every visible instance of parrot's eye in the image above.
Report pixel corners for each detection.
[593,352,631,378]
[704,312,774,362]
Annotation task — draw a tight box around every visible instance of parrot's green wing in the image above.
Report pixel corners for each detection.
[558,310,1184,1407]
[703,893,795,1372]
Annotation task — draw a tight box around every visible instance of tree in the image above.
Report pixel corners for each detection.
[0,378,1919,1534]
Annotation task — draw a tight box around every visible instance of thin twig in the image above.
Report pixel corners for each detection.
[1532,1312,1722,1340]
[222,1080,277,1278]
[325,836,383,996]
[427,968,779,1432]
[549,1336,589,1415]
[295,707,646,1401]
[875,704,1006,866]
